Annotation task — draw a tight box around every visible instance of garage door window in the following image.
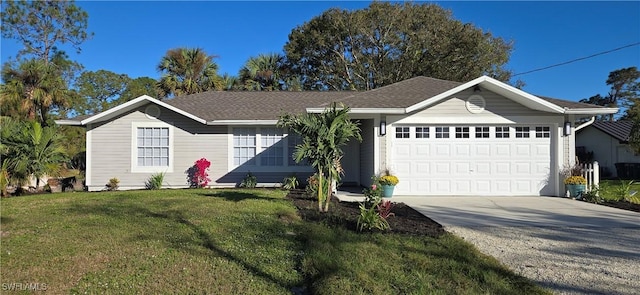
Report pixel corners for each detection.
[455,127,470,138]
[536,126,550,138]
[475,126,490,138]
[496,126,510,138]
[515,127,530,138]
[395,127,410,138]
[415,126,429,138]
[435,127,449,138]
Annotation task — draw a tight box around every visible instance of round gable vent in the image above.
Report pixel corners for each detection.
[466,94,486,114]
[145,105,161,119]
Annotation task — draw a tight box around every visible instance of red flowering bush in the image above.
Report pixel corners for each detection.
[190,158,211,188]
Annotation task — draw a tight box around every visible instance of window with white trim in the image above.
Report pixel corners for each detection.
[415,126,429,138]
[287,133,307,166]
[435,127,449,138]
[535,126,550,138]
[515,127,530,138]
[395,127,410,138]
[496,126,510,138]
[475,126,490,138]
[260,128,284,166]
[137,127,169,167]
[233,128,256,166]
[455,127,470,138]
[231,127,310,169]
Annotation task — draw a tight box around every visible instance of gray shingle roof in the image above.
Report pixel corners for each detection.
[319,76,463,108]
[536,95,609,110]
[63,76,611,123]
[164,91,351,120]
[589,121,634,142]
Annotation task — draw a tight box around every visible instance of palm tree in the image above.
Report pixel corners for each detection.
[1,59,68,126]
[239,53,284,91]
[278,103,361,212]
[220,73,241,91]
[1,120,68,190]
[157,48,223,97]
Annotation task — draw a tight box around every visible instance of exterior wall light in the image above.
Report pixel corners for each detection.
[564,121,571,136]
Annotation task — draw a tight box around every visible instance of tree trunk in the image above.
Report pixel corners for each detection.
[317,168,324,212]
[323,176,331,212]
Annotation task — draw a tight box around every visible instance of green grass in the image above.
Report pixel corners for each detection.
[0,189,549,294]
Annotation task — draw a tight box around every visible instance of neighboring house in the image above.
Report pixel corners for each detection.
[576,121,639,178]
[57,76,616,196]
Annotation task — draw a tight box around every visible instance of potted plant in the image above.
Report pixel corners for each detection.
[564,175,587,198]
[379,172,399,198]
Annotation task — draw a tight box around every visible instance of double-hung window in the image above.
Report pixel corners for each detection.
[132,122,173,173]
[233,128,257,166]
[260,128,284,166]
[232,127,310,169]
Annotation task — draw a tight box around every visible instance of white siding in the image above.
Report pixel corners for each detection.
[391,89,559,125]
[576,126,640,178]
[88,104,227,191]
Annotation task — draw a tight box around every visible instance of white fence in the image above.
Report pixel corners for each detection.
[582,161,600,191]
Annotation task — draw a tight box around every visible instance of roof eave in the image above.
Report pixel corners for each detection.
[564,108,619,115]
[306,107,405,114]
[54,120,84,126]
[207,120,279,125]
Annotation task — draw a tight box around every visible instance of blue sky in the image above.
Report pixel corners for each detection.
[1,1,639,102]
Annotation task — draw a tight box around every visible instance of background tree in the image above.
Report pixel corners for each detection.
[1,0,92,62]
[278,103,361,212]
[157,47,223,98]
[284,2,513,90]
[73,70,131,115]
[580,67,640,121]
[239,53,285,91]
[220,73,241,91]
[1,59,69,126]
[120,77,162,101]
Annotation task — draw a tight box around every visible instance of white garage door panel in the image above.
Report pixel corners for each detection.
[392,125,552,196]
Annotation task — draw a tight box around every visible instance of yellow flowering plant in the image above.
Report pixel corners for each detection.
[379,175,399,186]
[564,175,587,185]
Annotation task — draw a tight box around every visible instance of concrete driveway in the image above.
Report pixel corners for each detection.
[392,196,639,228]
[392,196,640,295]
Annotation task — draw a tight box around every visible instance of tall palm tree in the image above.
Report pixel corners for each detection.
[157,48,223,97]
[1,59,68,125]
[239,53,284,91]
[1,120,68,189]
[278,103,361,212]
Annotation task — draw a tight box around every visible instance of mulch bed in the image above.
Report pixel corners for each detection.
[286,189,445,238]
[600,200,640,213]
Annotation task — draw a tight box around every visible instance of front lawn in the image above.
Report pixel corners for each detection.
[0,189,548,294]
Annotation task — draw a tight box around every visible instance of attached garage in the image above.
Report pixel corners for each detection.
[391,125,553,195]
[317,75,617,197]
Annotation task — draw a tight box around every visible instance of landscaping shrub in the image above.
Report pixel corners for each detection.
[106,177,119,191]
[189,158,211,188]
[239,172,257,188]
[145,172,165,190]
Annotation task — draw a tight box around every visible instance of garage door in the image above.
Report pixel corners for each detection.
[391,125,552,196]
